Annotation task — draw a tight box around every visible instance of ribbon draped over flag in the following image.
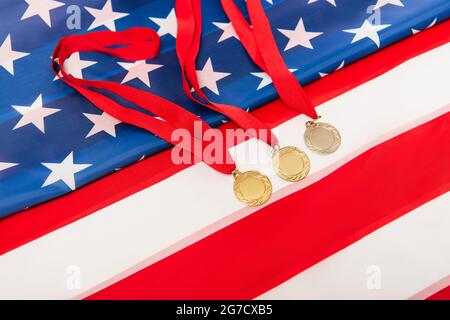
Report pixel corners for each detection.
[0,0,449,218]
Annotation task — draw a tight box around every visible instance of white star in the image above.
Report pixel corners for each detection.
[343,19,390,48]
[278,18,323,51]
[54,52,97,80]
[196,58,231,95]
[412,18,437,35]
[0,162,18,172]
[117,60,163,87]
[308,0,337,6]
[251,69,298,90]
[42,152,91,190]
[21,0,65,27]
[83,112,121,138]
[319,61,345,77]
[0,34,29,76]
[213,22,240,43]
[85,0,128,31]
[12,95,60,133]
[265,0,273,4]
[374,0,404,10]
[149,8,177,38]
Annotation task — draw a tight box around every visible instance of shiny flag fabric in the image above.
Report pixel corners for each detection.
[1,0,449,218]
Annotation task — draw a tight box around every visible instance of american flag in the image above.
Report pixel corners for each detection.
[0,0,449,299]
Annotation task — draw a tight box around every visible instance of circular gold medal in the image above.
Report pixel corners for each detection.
[273,146,310,182]
[233,170,272,206]
[304,122,341,154]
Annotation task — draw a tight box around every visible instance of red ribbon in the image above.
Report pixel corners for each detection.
[221,0,318,119]
[51,0,318,174]
[175,0,279,147]
[51,28,236,174]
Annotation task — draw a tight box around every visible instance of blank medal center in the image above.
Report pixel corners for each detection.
[310,127,334,149]
[240,177,265,199]
[279,152,304,175]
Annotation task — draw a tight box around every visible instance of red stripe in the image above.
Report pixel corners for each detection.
[427,286,450,300]
[88,112,450,299]
[0,20,448,256]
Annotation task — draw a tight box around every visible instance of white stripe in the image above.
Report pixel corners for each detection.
[258,192,450,300]
[409,274,450,300]
[0,44,449,299]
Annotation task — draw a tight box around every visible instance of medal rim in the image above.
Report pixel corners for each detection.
[273,146,310,182]
[233,170,272,207]
[304,122,341,154]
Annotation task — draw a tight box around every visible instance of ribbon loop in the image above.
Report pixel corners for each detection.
[52,27,236,175]
[52,1,312,175]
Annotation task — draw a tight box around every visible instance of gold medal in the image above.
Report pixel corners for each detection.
[233,170,272,206]
[304,121,341,154]
[273,146,310,182]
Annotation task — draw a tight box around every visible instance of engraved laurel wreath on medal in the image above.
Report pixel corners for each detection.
[273,146,311,182]
[233,170,273,206]
[304,117,342,154]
